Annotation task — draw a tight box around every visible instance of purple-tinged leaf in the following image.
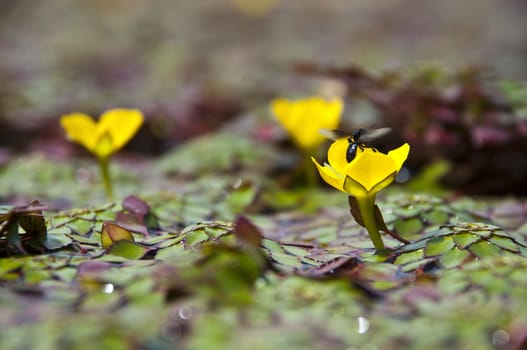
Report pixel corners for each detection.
[101,222,135,249]
[233,216,262,248]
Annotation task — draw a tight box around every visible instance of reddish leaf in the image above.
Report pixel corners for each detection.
[116,195,159,236]
[122,195,150,216]
[76,261,113,277]
[101,222,135,249]
[233,216,263,248]
[115,211,149,236]
[348,196,365,227]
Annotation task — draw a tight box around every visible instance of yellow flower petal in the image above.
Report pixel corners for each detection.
[368,172,397,195]
[387,143,410,172]
[314,139,410,198]
[344,149,398,192]
[98,108,144,153]
[94,132,114,158]
[311,157,346,193]
[271,97,343,150]
[60,113,98,153]
[343,175,369,198]
[327,137,351,172]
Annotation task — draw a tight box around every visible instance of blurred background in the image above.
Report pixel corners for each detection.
[1,0,527,193]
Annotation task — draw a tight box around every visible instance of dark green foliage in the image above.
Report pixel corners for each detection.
[0,201,48,254]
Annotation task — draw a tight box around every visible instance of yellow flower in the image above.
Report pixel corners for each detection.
[271,97,343,151]
[60,108,144,158]
[312,139,410,198]
[60,108,144,199]
[312,139,410,250]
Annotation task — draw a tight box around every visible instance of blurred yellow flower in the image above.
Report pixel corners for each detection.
[271,97,343,151]
[60,108,144,199]
[61,108,144,159]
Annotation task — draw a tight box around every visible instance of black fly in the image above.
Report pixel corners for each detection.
[320,128,391,162]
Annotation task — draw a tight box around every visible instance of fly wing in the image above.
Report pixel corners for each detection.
[319,128,350,141]
[359,127,391,143]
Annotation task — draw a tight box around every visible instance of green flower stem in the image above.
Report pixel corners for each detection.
[98,156,114,200]
[356,195,385,251]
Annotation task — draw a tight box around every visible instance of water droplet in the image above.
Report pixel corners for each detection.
[102,283,114,294]
[233,178,243,189]
[178,306,193,320]
[492,329,510,346]
[357,316,370,334]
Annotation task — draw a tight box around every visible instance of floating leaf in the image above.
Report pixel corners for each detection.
[0,201,48,254]
[439,248,471,268]
[233,216,262,248]
[66,220,94,235]
[225,182,259,215]
[468,241,502,258]
[394,217,424,240]
[488,235,522,253]
[101,222,135,249]
[394,249,424,265]
[423,209,450,225]
[42,233,74,251]
[184,229,210,246]
[106,240,150,260]
[115,195,159,236]
[122,195,151,216]
[424,236,455,257]
[452,232,480,249]
[270,252,303,269]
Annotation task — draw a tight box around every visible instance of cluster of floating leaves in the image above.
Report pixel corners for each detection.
[0,186,526,349]
[1,125,527,349]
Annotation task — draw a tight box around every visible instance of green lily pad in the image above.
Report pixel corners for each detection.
[394,205,422,218]
[270,252,303,269]
[439,248,471,268]
[394,249,424,265]
[422,209,450,225]
[184,229,211,246]
[262,239,284,254]
[282,245,311,257]
[394,239,428,253]
[106,240,150,260]
[42,233,74,251]
[0,259,23,274]
[424,236,455,257]
[470,229,493,238]
[394,217,424,239]
[452,232,481,249]
[400,257,437,272]
[488,235,523,253]
[66,220,94,235]
[468,241,502,258]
